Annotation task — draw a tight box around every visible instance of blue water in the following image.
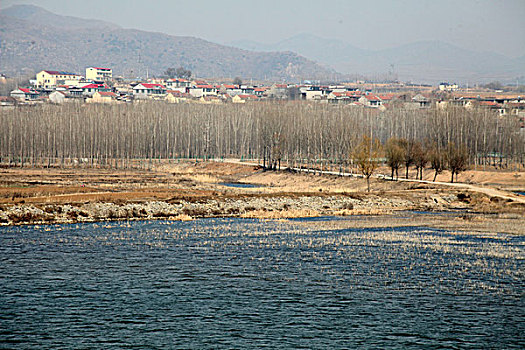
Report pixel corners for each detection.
[1,218,523,349]
[219,182,261,188]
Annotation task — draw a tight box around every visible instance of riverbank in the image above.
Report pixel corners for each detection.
[0,160,524,231]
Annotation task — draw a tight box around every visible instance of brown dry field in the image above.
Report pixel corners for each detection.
[1,160,524,204]
[0,160,524,232]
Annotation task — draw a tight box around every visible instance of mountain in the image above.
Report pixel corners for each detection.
[1,4,119,30]
[0,5,335,81]
[230,34,525,84]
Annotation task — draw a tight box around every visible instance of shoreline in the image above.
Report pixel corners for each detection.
[1,191,524,236]
[0,161,524,232]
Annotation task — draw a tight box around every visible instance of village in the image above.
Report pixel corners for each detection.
[0,67,523,122]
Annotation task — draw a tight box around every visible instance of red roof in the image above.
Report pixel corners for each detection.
[364,94,381,101]
[223,84,237,89]
[195,85,215,89]
[379,93,395,100]
[82,83,103,89]
[19,88,31,93]
[97,91,116,97]
[480,101,500,107]
[139,83,166,89]
[254,87,268,92]
[167,90,188,97]
[237,94,258,99]
[91,67,111,71]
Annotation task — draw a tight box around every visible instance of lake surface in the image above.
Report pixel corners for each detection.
[1,218,523,349]
[219,182,261,188]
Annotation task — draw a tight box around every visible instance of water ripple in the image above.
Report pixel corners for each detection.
[0,218,523,349]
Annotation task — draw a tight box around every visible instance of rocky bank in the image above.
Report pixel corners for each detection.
[0,192,465,226]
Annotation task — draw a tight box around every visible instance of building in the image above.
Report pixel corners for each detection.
[86,67,112,82]
[165,78,190,92]
[439,82,458,92]
[165,90,189,103]
[49,91,67,104]
[0,96,17,107]
[81,83,111,96]
[188,84,218,98]
[36,70,82,88]
[359,94,383,107]
[232,94,258,103]
[133,83,167,98]
[89,91,117,104]
[10,88,39,101]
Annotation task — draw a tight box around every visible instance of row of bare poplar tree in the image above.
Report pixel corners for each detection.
[0,102,523,175]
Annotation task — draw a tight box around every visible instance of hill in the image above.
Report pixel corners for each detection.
[0,5,335,81]
[230,33,525,84]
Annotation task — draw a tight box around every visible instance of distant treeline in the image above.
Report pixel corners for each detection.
[0,102,523,173]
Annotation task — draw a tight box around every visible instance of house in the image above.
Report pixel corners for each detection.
[49,91,67,104]
[198,95,222,104]
[89,91,117,104]
[85,67,112,82]
[0,96,17,107]
[165,90,189,103]
[188,84,218,98]
[221,84,242,96]
[81,83,111,96]
[232,94,258,103]
[479,101,505,115]
[378,94,396,104]
[10,88,39,100]
[36,70,82,88]
[240,85,255,95]
[254,87,269,97]
[327,91,349,103]
[266,84,289,99]
[409,94,431,108]
[359,94,383,107]
[439,82,458,92]
[133,83,167,98]
[165,78,191,92]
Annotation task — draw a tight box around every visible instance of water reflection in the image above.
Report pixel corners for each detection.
[0,218,523,349]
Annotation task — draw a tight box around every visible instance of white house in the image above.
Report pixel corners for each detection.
[165,78,190,92]
[133,83,167,98]
[359,94,383,107]
[188,84,218,98]
[10,88,39,101]
[86,67,112,82]
[49,91,67,104]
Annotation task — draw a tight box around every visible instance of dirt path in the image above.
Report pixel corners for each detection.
[218,159,525,205]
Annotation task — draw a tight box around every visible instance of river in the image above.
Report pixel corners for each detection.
[1,217,523,349]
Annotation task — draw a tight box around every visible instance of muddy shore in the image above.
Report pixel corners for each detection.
[0,161,524,230]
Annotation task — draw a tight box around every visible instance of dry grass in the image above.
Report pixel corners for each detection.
[0,161,523,219]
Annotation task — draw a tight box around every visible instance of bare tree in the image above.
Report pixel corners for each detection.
[446,142,468,183]
[385,137,404,180]
[353,135,382,192]
[428,143,445,182]
[412,141,427,180]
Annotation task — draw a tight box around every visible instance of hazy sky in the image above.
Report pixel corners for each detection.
[1,0,524,57]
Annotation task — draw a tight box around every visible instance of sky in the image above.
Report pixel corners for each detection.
[1,0,524,58]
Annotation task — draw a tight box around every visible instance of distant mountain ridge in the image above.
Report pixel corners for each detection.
[229,34,525,84]
[2,4,119,30]
[0,5,335,81]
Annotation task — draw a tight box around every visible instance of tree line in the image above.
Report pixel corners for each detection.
[0,102,523,180]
